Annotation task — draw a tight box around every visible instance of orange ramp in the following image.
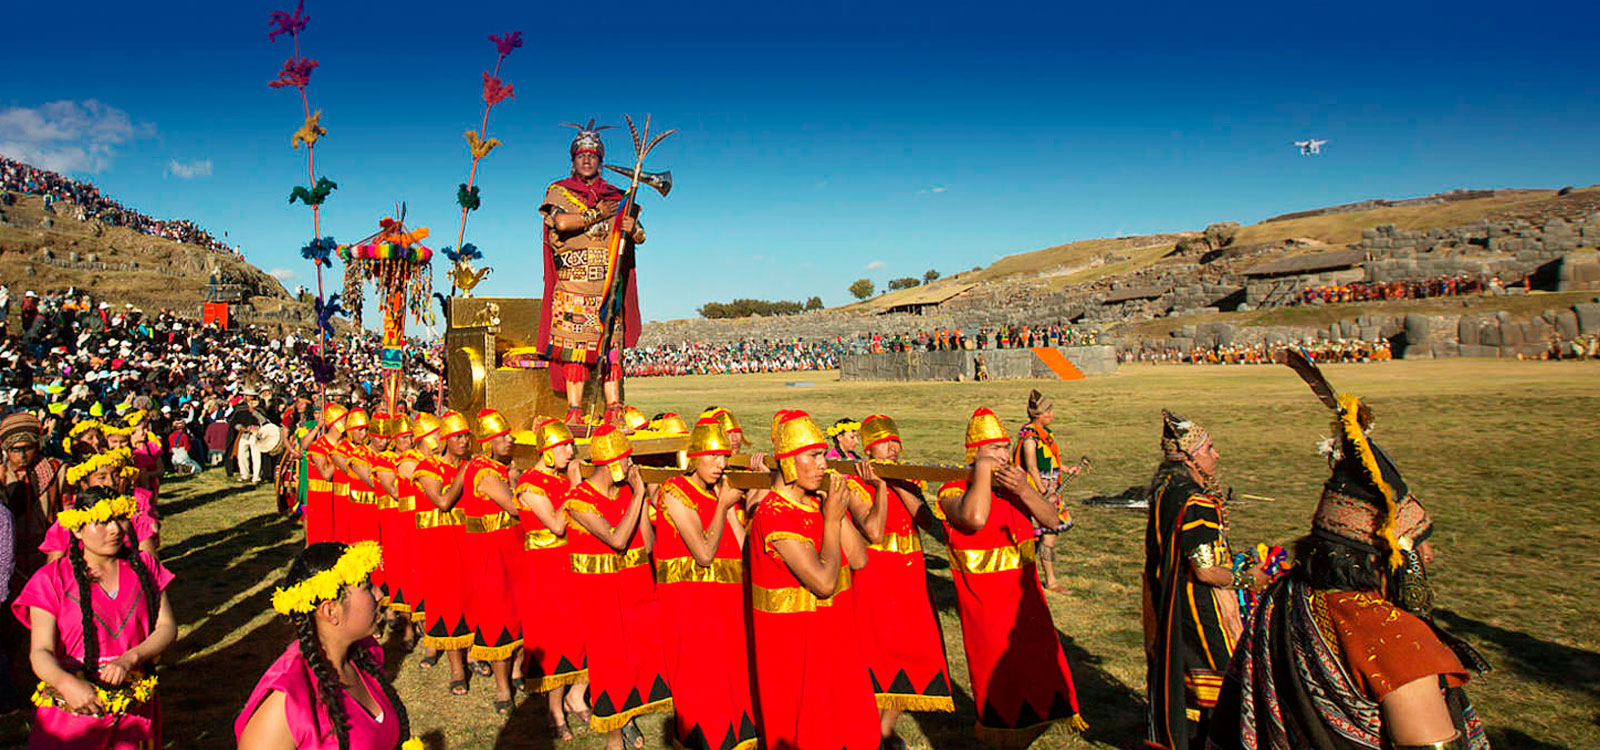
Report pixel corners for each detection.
[1031,347,1086,381]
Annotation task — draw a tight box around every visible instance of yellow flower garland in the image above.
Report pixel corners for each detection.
[32,674,158,716]
[826,420,862,438]
[67,420,104,439]
[271,541,383,615]
[64,448,131,486]
[57,495,138,530]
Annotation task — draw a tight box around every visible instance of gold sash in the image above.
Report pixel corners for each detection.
[949,539,1037,575]
[307,479,332,493]
[334,483,350,497]
[349,490,377,505]
[571,546,650,575]
[464,512,516,533]
[870,530,923,555]
[524,528,567,550]
[751,566,852,614]
[655,556,743,585]
[415,508,466,529]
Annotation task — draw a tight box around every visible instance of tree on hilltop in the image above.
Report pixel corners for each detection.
[849,278,875,300]
[923,268,941,283]
[887,277,920,291]
[804,296,823,310]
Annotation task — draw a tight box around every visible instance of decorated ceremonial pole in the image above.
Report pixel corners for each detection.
[338,214,434,414]
[267,0,340,392]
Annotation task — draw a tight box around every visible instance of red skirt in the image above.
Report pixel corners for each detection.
[464,525,523,660]
[378,503,416,615]
[304,480,334,545]
[856,544,954,712]
[347,490,380,546]
[514,542,587,692]
[750,588,880,750]
[417,520,473,650]
[574,559,672,732]
[951,560,1084,746]
[331,482,351,543]
[657,574,757,750]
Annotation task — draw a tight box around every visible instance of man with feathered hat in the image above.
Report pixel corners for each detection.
[536,119,646,428]
[1207,390,1491,750]
[1142,409,1265,749]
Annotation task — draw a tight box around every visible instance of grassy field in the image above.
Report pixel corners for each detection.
[6,359,1595,749]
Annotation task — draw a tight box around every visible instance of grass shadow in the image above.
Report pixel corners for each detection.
[1434,608,1600,700]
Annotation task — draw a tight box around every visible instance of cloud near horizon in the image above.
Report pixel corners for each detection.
[0,100,152,174]
[864,260,886,270]
[267,267,297,281]
[167,158,212,179]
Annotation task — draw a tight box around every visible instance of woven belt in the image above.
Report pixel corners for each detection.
[571,546,650,575]
[655,556,743,585]
[524,528,567,550]
[415,508,466,529]
[307,479,332,493]
[376,494,401,510]
[349,490,377,505]
[464,512,516,533]
[334,483,350,497]
[751,566,851,613]
[948,539,1037,575]
[870,530,923,555]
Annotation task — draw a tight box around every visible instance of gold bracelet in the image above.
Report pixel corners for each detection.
[1394,732,1462,750]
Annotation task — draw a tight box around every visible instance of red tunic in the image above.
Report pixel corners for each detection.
[330,442,352,544]
[566,481,672,732]
[846,476,953,713]
[389,450,425,620]
[458,456,523,660]
[367,451,399,596]
[653,477,758,750]
[935,480,1084,746]
[414,457,473,650]
[513,467,588,692]
[340,442,380,547]
[747,488,879,750]
[304,436,335,544]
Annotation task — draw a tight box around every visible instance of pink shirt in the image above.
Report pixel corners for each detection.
[235,638,403,749]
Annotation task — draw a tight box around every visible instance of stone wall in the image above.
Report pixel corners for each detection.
[839,346,1118,381]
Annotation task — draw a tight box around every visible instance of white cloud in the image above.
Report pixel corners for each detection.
[0,100,153,174]
[917,185,949,195]
[267,268,297,281]
[864,260,887,271]
[167,158,212,179]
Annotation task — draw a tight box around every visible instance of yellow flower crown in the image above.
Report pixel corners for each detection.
[33,674,157,716]
[271,541,383,615]
[57,495,138,530]
[67,420,105,439]
[64,448,132,485]
[827,420,862,438]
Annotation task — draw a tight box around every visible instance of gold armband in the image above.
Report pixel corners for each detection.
[1188,543,1218,569]
[1395,733,1462,750]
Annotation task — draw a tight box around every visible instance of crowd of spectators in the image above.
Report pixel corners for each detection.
[1296,274,1504,305]
[1,157,240,255]
[864,323,1098,353]
[1120,339,1395,365]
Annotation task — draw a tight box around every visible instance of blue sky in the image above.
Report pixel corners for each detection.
[3,0,1597,326]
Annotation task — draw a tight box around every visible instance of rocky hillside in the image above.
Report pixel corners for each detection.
[0,192,318,330]
[642,186,1600,355]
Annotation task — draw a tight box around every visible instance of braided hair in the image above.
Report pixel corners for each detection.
[283,542,409,750]
[64,487,160,687]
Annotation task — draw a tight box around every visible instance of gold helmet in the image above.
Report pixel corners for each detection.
[651,412,690,436]
[322,403,348,430]
[476,408,510,443]
[413,413,442,442]
[534,417,575,468]
[687,417,732,457]
[439,410,471,439]
[392,414,413,439]
[860,414,901,452]
[588,425,632,482]
[703,407,743,436]
[345,408,371,432]
[369,413,392,440]
[621,406,650,433]
[964,407,1008,463]
[773,410,827,484]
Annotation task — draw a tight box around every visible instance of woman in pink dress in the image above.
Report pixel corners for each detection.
[42,448,158,562]
[236,541,423,750]
[13,487,177,750]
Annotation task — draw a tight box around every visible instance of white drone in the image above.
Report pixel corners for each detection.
[1294,139,1328,155]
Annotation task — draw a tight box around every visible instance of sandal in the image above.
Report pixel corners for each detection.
[564,693,592,726]
[511,676,526,693]
[418,651,442,669]
[449,679,469,696]
[604,403,626,429]
[564,407,584,426]
[494,698,513,715]
[546,715,574,742]
[621,719,645,749]
[473,660,493,678]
